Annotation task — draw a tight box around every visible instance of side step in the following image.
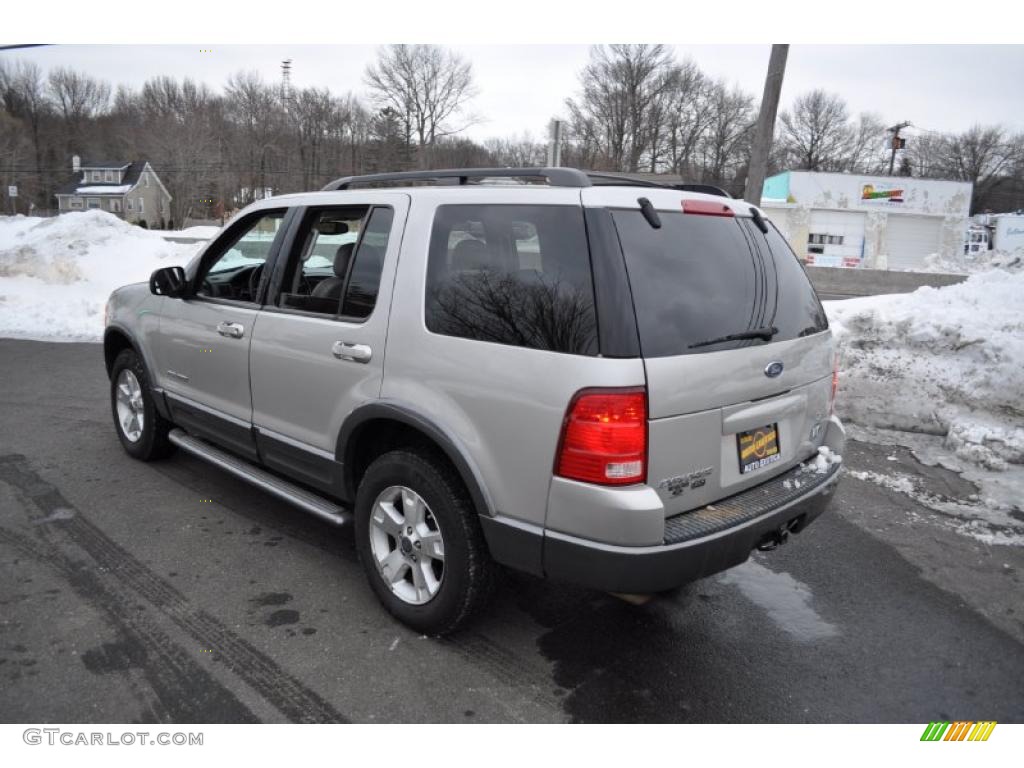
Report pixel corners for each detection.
[168,428,352,527]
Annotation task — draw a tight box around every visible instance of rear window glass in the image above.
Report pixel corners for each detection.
[425,205,598,356]
[611,211,827,358]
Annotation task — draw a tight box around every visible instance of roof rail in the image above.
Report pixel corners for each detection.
[321,167,592,191]
[319,167,733,198]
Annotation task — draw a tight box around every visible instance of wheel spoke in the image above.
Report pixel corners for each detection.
[410,557,428,600]
[420,531,444,562]
[380,549,408,585]
[117,383,131,403]
[372,501,403,537]
[401,489,426,527]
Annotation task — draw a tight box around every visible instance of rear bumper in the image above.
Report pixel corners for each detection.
[481,416,845,593]
[542,462,840,593]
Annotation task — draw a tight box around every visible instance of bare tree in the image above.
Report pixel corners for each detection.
[365,45,478,168]
[224,71,281,203]
[777,89,853,172]
[483,134,546,167]
[0,61,51,207]
[47,67,111,155]
[842,112,887,173]
[565,44,679,172]
[697,80,756,188]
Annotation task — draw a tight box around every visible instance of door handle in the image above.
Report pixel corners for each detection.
[217,321,245,339]
[332,341,372,364]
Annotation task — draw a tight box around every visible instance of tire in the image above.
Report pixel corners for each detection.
[110,348,175,461]
[354,449,495,635]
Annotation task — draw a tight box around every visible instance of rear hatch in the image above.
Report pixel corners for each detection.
[601,193,835,516]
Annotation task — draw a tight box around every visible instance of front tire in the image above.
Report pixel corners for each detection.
[110,348,175,461]
[355,449,494,635]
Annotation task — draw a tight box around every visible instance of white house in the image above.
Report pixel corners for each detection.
[761,171,973,270]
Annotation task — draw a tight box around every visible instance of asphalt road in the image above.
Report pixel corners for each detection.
[1,339,1021,723]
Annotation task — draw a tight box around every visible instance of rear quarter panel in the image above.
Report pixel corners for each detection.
[381,189,647,529]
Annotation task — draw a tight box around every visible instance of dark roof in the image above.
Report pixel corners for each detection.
[55,161,148,196]
[79,161,131,170]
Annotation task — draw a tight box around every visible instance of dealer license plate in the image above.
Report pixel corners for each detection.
[737,424,781,474]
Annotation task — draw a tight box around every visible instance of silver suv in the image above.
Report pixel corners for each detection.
[104,168,845,635]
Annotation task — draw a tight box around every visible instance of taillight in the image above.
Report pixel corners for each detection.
[555,388,647,486]
[682,199,734,217]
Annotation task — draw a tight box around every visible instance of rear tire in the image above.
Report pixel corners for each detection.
[355,449,495,635]
[110,348,175,461]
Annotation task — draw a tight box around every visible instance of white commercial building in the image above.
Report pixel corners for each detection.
[761,171,973,270]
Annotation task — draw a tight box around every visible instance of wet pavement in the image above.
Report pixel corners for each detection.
[1,339,1022,723]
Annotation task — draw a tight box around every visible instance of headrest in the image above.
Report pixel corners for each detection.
[333,243,355,277]
[451,238,490,272]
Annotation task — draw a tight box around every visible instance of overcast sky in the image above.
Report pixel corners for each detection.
[8,44,1024,141]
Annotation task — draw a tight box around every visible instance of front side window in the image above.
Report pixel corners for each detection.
[195,210,286,303]
[276,206,393,320]
[425,204,598,355]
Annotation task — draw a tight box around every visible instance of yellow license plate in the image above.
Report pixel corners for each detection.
[737,424,781,474]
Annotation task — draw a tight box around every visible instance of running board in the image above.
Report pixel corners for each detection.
[168,428,352,527]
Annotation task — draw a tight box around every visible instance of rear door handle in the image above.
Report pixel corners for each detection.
[216,321,245,339]
[332,341,372,363]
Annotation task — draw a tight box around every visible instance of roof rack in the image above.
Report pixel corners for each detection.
[320,167,732,197]
[322,167,591,191]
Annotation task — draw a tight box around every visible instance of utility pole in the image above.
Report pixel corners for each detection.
[887,121,911,175]
[744,44,789,206]
[546,119,564,167]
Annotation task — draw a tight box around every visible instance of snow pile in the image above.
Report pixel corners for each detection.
[804,445,844,474]
[825,270,1024,473]
[919,248,1024,275]
[0,211,201,342]
[173,225,220,239]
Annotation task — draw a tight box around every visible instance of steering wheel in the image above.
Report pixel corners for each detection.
[247,264,265,300]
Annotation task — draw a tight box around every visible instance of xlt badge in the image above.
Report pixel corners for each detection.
[658,467,713,497]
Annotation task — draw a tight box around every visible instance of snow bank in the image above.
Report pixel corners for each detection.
[173,225,220,239]
[919,248,1024,275]
[825,270,1024,473]
[0,212,201,342]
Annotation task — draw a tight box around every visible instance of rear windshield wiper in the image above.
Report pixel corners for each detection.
[689,326,778,349]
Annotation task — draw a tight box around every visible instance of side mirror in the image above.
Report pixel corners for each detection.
[150,266,187,297]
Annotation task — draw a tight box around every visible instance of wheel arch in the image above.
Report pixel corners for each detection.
[103,325,138,377]
[104,324,172,421]
[338,402,495,518]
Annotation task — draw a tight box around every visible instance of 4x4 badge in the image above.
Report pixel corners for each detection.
[764,361,784,378]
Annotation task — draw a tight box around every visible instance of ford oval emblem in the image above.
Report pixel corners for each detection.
[764,361,784,378]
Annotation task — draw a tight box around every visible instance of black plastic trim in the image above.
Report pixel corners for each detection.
[336,401,493,517]
[254,429,346,499]
[478,516,545,577]
[583,207,641,358]
[323,167,590,191]
[164,393,259,462]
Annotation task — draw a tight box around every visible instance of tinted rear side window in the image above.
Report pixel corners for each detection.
[611,211,827,358]
[425,205,598,356]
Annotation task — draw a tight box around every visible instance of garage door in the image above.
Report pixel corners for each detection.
[807,210,865,268]
[885,215,942,271]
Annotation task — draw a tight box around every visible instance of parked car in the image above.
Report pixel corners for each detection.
[104,168,845,635]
